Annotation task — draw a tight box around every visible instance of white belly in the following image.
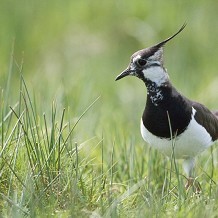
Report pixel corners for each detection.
[140,107,213,159]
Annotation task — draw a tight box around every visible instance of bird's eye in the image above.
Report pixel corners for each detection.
[136,58,147,67]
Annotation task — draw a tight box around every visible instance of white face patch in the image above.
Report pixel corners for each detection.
[132,54,141,63]
[142,66,169,86]
[131,48,167,86]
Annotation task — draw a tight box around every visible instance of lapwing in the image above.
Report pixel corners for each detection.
[115,24,218,189]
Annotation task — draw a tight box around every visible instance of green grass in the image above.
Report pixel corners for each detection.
[1,59,218,217]
[1,0,218,217]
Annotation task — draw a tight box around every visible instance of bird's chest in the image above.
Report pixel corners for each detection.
[140,108,213,159]
[142,95,192,139]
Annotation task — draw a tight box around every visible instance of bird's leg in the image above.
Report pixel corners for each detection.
[185,177,201,193]
[185,177,194,189]
[183,158,195,179]
[183,158,201,193]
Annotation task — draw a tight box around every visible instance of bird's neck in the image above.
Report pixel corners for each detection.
[144,79,172,106]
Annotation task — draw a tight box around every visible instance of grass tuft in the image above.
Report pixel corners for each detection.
[1,3,218,216]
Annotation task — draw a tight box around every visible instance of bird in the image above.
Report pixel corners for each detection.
[115,24,218,190]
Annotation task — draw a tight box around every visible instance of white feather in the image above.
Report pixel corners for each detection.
[142,66,169,86]
[133,54,141,63]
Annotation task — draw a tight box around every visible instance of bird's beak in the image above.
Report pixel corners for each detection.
[115,68,132,81]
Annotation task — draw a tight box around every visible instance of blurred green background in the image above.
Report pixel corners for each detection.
[0,0,218,148]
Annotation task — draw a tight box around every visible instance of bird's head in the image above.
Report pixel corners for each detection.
[115,24,186,86]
